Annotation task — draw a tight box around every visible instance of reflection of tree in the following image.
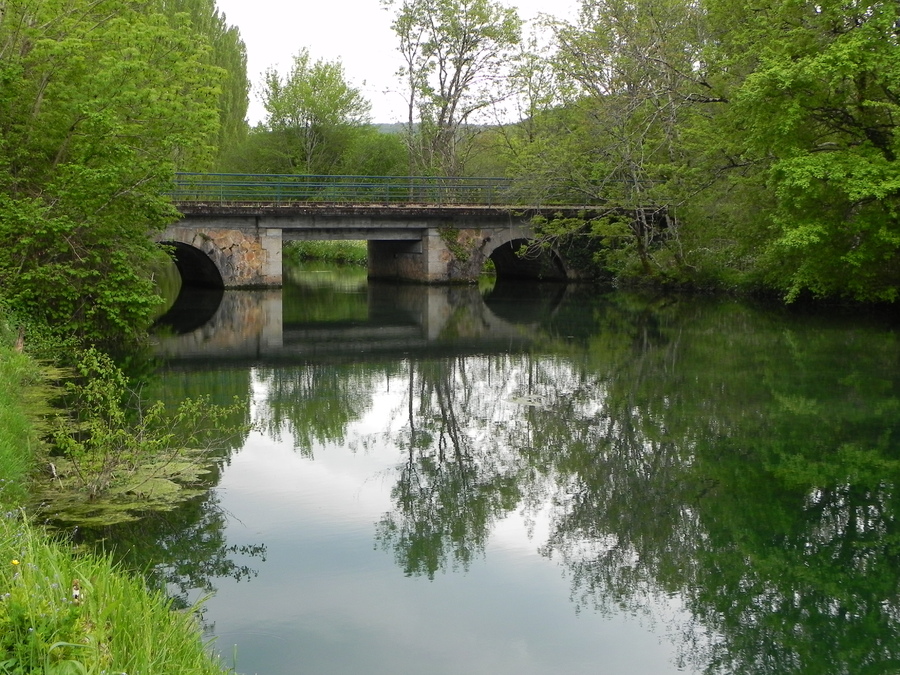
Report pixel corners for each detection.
[152,283,900,673]
[254,363,385,457]
[144,367,253,452]
[68,366,263,625]
[71,485,266,625]
[531,297,900,674]
[371,292,900,673]
[282,264,369,323]
[376,358,526,579]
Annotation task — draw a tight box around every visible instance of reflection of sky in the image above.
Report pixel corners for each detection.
[203,370,701,675]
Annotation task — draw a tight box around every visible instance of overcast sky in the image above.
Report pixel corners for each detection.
[214,0,579,125]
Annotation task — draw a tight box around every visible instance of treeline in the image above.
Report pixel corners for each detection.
[505,0,900,301]
[366,0,900,302]
[2,0,898,341]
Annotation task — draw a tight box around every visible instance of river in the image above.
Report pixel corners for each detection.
[76,262,900,674]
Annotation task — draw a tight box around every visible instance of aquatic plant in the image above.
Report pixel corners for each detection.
[42,348,249,525]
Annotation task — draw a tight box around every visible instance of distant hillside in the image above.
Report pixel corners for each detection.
[375,122,406,134]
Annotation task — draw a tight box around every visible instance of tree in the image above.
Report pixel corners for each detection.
[0,0,223,342]
[704,0,900,301]
[259,49,371,174]
[385,0,522,175]
[155,0,251,164]
[510,0,721,278]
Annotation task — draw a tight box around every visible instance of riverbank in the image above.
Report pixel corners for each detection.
[0,338,230,675]
[284,240,368,266]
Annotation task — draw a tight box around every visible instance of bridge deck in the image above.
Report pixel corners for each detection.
[171,172,596,214]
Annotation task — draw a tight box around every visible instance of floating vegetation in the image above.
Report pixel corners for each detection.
[33,448,220,526]
[35,347,250,527]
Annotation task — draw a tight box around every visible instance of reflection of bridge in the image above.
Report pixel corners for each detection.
[154,282,569,365]
[160,173,593,288]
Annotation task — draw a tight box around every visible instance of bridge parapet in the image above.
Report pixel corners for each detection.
[172,172,519,206]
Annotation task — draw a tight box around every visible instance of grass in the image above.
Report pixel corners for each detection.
[0,345,45,506]
[0,515,229,675]
[0,333,230,675]
[284,240,368,266]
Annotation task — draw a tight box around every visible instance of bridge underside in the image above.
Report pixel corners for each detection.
[163,241,225,288]
[490,239,567,281]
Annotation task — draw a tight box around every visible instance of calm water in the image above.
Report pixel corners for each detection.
[89,264,900,674]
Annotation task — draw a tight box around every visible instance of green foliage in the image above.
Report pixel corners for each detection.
[511,0,900,299]
[220,124,407,176]
[154,0,251,165]
[259,49,372,174]
[0,339,51,508]
[439,226,471,262]
[709,0,900,301]
[284,240,368,266]
[0,0,226,342]
[0,515,229,674]
[44,348,249,523]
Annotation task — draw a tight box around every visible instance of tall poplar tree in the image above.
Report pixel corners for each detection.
[156,0,250,161]
[0,0,224,341]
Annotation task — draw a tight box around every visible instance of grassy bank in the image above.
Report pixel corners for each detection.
[0,338,229,675]
[284,240,368,266]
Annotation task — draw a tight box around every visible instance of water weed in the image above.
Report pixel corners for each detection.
[0,329,230,675]
[41,348,249,524]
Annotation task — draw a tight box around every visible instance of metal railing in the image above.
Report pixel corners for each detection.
[171,172,517,206]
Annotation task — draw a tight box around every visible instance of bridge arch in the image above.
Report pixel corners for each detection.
[478,228,568,281]
[162,240,225,289]
[157,223,283,288]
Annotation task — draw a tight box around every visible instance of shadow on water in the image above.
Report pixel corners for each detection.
[482,279,569,325]
[154,285,225,335]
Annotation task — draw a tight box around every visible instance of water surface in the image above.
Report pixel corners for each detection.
[94,265,900,674]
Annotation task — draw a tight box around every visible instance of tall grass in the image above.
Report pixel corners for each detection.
[0,332,230,675]
[0,515,229,674]
[284,240,368,266]
[0,345,44,506]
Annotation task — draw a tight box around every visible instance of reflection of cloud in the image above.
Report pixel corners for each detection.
[208,501,686,675]
[208,355,704,674]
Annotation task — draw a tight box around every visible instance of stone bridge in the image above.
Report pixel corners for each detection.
[160,202,582,288]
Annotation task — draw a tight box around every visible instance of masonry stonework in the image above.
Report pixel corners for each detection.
[160,224,282,287]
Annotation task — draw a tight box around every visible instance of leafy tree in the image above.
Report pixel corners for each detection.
[155,0,251,164]
[220,122,408,177]
[510,0,723,278]
[705,0,900,301]
[508,0,900,298]
[0,0,224,342]
[385,0,522,175]
[259,49,372,174]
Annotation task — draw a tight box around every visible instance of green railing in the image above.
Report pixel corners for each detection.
[171,172,517,205]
